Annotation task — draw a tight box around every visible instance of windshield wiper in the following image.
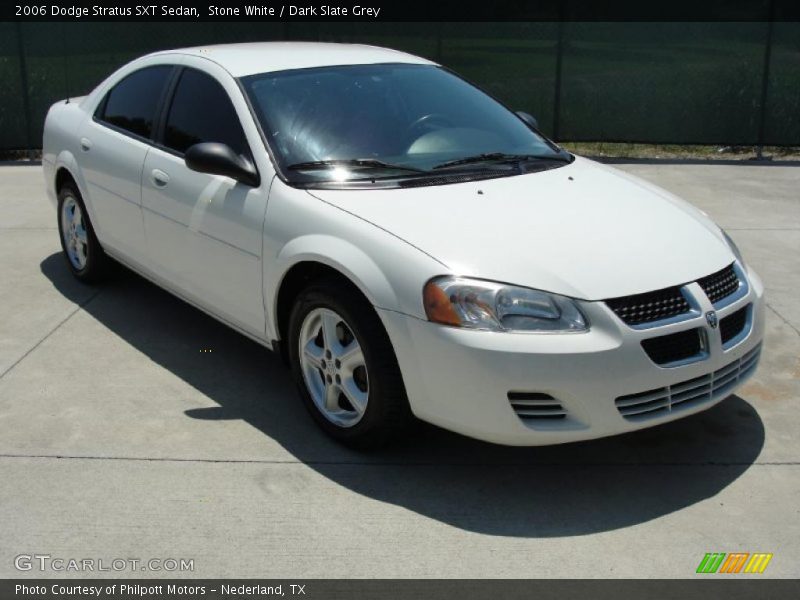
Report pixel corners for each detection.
[433,152,569,170]
[287,158,425,173]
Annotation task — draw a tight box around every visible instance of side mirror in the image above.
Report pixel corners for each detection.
[516,111,539,130]
[185,142,260,187]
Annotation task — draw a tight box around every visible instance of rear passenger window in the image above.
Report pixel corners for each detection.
[164,69,250,157]
[97,66,172,139]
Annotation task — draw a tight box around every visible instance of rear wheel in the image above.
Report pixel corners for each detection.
[57,183,109,282]
[288,279,412,448]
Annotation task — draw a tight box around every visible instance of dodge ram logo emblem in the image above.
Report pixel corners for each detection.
[706,311,718,329]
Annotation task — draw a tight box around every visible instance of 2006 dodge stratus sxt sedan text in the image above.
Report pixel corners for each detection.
[42,42,764,448]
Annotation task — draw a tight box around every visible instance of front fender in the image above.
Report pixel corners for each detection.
[262,181,449,342]
[269,234,400,338]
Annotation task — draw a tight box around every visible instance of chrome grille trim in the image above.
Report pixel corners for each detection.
[615,344,761,422]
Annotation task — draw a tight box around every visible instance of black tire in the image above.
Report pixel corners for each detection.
[287,278,413,449]
[57,182,110,283]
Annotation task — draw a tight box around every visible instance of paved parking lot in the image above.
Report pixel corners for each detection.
[0,162,798,578]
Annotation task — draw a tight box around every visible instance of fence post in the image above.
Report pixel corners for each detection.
[14,22,34,158]
[552,14,565,140]
[436,22,443,63]
[60,22,70,99]
[756,0,775,160]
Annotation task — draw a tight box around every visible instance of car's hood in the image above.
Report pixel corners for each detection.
[308,156,733,300]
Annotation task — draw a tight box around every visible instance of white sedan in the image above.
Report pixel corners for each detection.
[42,42,764,448]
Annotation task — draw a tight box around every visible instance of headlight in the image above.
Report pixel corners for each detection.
[722,229,744,265]
[423,276,588,332]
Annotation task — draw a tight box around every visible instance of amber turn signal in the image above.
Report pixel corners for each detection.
[423,280,461,326]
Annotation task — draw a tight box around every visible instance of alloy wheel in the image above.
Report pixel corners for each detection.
[298,307,369,428]
[61,195,89,270]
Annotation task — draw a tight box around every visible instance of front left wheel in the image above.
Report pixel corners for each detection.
[287,279,413,449]
[57,183,109,282]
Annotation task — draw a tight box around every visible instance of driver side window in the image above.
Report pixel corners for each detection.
[163,68,251,158]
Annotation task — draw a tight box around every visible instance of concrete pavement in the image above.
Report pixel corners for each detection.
[0,162,798,578]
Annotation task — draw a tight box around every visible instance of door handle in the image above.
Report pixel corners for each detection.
[151,169,170,187]
[80,137,92,151]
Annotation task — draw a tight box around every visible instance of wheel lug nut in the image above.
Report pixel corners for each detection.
[334,359,341,369]
[325,350,331,359]
[326,375,332,384]
[321,360,326,369]
[335,374,341,384]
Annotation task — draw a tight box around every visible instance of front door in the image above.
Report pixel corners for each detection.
[140,67,268,338]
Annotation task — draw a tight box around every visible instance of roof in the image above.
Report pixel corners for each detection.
[153,42,435,77]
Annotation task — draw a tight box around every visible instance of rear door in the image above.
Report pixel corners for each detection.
[78,65,174,262]
[141,65,269,338]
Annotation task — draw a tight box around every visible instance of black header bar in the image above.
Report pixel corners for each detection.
[5,0,800,22]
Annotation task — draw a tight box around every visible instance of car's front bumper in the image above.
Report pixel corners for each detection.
[379,265,765,446]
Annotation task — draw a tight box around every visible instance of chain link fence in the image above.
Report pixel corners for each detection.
[1,20,798,151]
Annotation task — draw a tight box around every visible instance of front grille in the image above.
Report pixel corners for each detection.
[615,344,761,421]
[720,305,749,345]
[507,392,566,420]
[605,286,690,326]
[698,263,740,305]
[641,328,703,366]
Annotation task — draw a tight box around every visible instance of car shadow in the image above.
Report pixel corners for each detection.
[41,253,766,538]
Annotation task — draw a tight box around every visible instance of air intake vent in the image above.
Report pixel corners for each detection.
[641,328,704,366]
[398,172,512,188]
[615,344,761,421]
[698,263,740,305]
[507,392,566,420]
[605,286,691,326]
[720,305,749,345]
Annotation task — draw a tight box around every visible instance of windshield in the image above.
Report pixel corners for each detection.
[241,63,569,186]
